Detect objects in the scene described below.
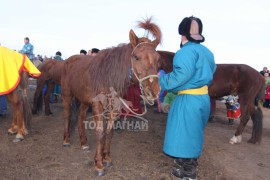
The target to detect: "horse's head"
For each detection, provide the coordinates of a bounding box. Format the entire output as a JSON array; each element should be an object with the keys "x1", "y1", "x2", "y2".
[{"x1": 129, "y1": 17, "x2": 162, "y2": 102}]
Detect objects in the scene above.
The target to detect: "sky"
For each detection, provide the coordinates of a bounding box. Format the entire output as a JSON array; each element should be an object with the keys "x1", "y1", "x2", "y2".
[{"x1": 0, "y1": 0, "x2": 269, "y2": 71}]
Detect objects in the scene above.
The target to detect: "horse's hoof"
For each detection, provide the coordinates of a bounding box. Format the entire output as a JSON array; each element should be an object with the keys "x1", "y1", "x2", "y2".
[
  {"x1": 247, "y1": 138, "x2": 256, "y2": 144},
  {"x1": 81, "y1": 145, "x2": 89, "y2": 151},
  {"x1": 45, "y1": 112, "x2": 53, "y2": 116},
  {"x1": 8, "y1": 130, "x2": 17, "y2": 135},
  {"x1": 95, "y1": 169, "x2": 105, "y2": 176},
  {"x1": 229, "y1": 135, "x2": 242, "y2": 144},
  {"x1": 63, "y1": 142, "x2": 71, "y2": 147},
  {"x1": 13, "y1": 137, "x2": 24, "y2": 143},
  {"x1": 104, "y1": 161, "x2": 113, "y2": 167}
]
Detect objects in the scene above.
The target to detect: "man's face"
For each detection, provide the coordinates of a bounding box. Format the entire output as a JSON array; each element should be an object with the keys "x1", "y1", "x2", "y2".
[
  {"x1": 263, "y1": 67, "x2": 268, "y2": 71},
  {"x1": 24, "y1": 39, "x2": 28, "y2": 44}
]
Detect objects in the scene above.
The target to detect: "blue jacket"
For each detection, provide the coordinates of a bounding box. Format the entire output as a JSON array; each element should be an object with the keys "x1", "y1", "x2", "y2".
[
  {"x1": 20, "y1": 43, "x2": 34, "y2": 60},
  {"x1": 158, "y1": 42, "x2": 216, "y2": 158}
]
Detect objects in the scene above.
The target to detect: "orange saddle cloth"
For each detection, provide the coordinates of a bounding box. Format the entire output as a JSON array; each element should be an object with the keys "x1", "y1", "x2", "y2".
[{"x1": 0, "y1": 46, "x2": 41, "y2": 95}]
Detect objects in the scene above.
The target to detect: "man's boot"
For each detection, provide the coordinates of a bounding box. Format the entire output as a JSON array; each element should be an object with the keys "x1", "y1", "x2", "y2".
[{"x1": 172, "y1": 158, "x2": 197, "y2": 180}]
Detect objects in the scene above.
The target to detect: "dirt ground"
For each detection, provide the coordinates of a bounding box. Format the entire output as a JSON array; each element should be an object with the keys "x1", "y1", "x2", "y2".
[{"x1": 1, "y1": 83, "x2": 270, "y2": 180}]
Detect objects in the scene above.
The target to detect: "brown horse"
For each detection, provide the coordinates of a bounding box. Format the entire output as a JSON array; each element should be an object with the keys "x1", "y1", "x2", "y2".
[
  {"x1": 158, "y1": 50, "x2": 265, "y2": 144},
  {"x1": 0, "y1": 47, "x2": 41, "y2": 142},
  {"x1": 61, "y1": 18, "x2": 161, "y2": 176},
  {"x1": 32, "y1": 59, "x2": 64, "y2": 115},
  {"x1": 32, "y1": 57, "x2": 85, "y2": 115}
]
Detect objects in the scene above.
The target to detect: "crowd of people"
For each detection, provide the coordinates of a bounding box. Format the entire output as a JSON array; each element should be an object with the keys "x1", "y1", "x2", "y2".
[
  {"x1": 0, "y1": 37, "x2": 100, "y2": 115},
  {"x1": 1, "y1": 16, "x2": 268, "y2": 179}
]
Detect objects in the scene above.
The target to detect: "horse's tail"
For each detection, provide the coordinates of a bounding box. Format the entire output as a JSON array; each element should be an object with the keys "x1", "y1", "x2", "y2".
[
  {"x1": 251, "y1": 80, "x2": 265, "y2": 143},
  {"x1": 20, "y1": 72, "x2": 32, "y2": 129},
  {"x1": 68, "y1": 98, "x2": 80, "y2": 135}
]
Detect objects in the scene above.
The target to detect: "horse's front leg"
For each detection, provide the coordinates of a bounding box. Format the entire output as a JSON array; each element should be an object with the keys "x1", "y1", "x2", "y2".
[
  {"x1": 6, "y1": 92, "x2": 19, "y2": 134},
  {"x1": 92, "y1": 102, "x2": 106, "y2": 176},
  {"x1": 78, "y1": 103, "x2": 89, "y2": 150},
  {"x1": 230, "y1": 101, "x2": 249, "y2": 144},
  {"x1": 62, "y1": 95, "x2": 72, "y2": 147},
  {"x1": 103, "y1": 110, "x2": 117, "y2": 167}
]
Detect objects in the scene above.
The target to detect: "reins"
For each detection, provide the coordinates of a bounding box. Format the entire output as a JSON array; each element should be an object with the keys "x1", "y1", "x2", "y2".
[{"x1": 119, "y1": 42, "x2": 159, "y2": 116}]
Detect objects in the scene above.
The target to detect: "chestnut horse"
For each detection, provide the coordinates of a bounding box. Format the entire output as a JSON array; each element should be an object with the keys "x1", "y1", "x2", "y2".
[
  {"x1": 61, "y1": 18, "x2": 161, "y2": 176},
  {"x1": 0, "y1": 46, "x2": 41, "y2": 142},
  {"x1": 32, "y1": 59, "x2": 64, "y2": 115},
  {"x1": 158, "y1": 50, "x2": 265, "y2": 144},
  {"x1": 32, "y1": 57, "x2": 85, "y2": 115}
]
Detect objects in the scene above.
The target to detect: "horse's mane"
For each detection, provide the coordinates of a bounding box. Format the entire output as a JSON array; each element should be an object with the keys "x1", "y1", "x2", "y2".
[
  {"x1": 89, "y1": 43, "x2": 133, "y2": 96},
  {"x1": 88, "y1": 17, "x2": 161, "y2": 96}
]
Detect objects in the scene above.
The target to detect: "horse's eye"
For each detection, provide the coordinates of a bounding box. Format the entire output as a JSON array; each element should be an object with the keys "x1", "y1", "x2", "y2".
[{"x1": 133, "y1": 55, "x2": 139, "y2": 61}]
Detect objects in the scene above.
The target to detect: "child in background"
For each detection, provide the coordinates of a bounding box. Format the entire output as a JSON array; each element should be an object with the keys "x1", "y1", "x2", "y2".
[{"x1": 220, "y1": 95, "x2": 241, "y2": 125}]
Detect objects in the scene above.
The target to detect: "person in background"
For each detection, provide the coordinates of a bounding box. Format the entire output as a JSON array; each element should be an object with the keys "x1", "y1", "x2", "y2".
[
  {"x1": 219, "y1": 95, "x2": 241, "y2": 125},
  {"x1": 91, "y1": 48, "x2": 100, "y2": 56},
  {"x1": 87, "y1": 49, "x2": 92, "y2": 56},
  {"x1": 54, "y1": 51, "x2": 63, "y2": 60},
  {"x1": 155, "y1": 69, "x2": 167, "y2": 113},
  {"x1": 264, "y1": 72, "x2": 270, "y2": 86},
  {"x1": 19, "y1": 37, "x2": 34, "y2": 61},
  {"x1": 0, "y1": 95, "x2": 7, "y2": 117},
  {"x1": 80, "y1": 49, "x2": 87, "y2": 55},
  {"x1": 160, "y1": 91, "x2": 177, "y2": 113},
  {"x1": 264, "y1": 85, "x2": 270, "y2": 108},
  {"x1": 158, "y1": 16, "x2": 216, "y2": 180},
  {"x1": 51, "y1": 51, "x2": 63, "y2": 103},
  {"x1": 260, "y1": 67, "x2": 269, "y2": 76},
  {"x1": 33, "y1": 56, "x2": 42, "y2": 68}
]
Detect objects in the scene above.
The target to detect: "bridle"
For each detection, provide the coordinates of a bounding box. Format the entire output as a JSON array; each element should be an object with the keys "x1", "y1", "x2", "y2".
[{"x1": 119, "y1": 42, "x2": 159, "y2": 116}]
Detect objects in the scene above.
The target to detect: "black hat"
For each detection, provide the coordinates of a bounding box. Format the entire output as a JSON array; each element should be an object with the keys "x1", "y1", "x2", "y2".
[
  {"x1": 178, "y1": 16, "x2": 205, "y2": 43},
  {"x1": 91, "y1": 48, "x2": 100, "y2": 54},
  {"x1": 56, "y1": 51, "x2": 62, "y2": 56},
  {"x1": 80, "y1": 49, "x2": 87, "y2": 55}
]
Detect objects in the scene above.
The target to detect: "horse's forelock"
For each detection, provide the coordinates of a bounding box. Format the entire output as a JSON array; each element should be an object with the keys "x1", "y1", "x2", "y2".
[{"x1": 137, "y1": 17, "x2": 162, "y2": 46}]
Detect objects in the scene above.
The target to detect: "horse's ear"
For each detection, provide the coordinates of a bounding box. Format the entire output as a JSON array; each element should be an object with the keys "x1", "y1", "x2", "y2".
[{"x1": 129, "y1": 29, "x2": 138, "y2": 48}]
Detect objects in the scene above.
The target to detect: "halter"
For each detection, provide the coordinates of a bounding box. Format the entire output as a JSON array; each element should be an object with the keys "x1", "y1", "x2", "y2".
[{"x1": 123, "y1": 42, "x2": 159, "y2": 116}]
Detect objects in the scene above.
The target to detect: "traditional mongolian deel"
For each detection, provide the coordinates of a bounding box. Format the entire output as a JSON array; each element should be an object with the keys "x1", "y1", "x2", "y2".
[
  {"x1": 159, "y1": 42, "x2": 216, "y2": 158},
  {"x1": 0, "y1": 46, "x2": 41, "y2": 95}
]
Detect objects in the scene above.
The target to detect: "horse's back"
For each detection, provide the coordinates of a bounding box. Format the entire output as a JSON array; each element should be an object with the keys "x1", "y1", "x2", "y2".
[{"x1": 213, "y1": 64, "x2": 264, "y2": 98}]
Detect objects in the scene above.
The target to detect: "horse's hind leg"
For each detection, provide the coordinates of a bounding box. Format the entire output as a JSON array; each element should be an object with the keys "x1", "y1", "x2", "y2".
[
  {"x1": 247, "y1": 104, "x2": 263, "y2": 144},
  {"x1": 6, "y1": 91, "x2": 27, "y2": 141},
  {"x1": 44, "y1": 81, "x2": 55, "y2": 115},
  {"x1": 230, "y1": 101, "x2": 249, "y2": 144},
  {"x1": 78, "y1": 103, "x2": 89, "y2": 150}
]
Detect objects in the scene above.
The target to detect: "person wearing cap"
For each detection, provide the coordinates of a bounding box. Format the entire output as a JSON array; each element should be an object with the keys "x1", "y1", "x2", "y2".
[
  {"x1": 54, "y1": 51, "x2": 63, "y2": 60},
  {"x1": 80, "y1": 49, "x2": 87, "y2": 55},
  {"x1": 50, "y1": 51, "x2": 63, "y2": 103},
  {"x1": 91, "y1": 48, "x2": 100, "y2": 56},
  {"x1": 158, "y1": 16, "x2": 216, "y2": 179},
  {"x1": 19, "y1": 37, "x2": 34, "y2": 61}
]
